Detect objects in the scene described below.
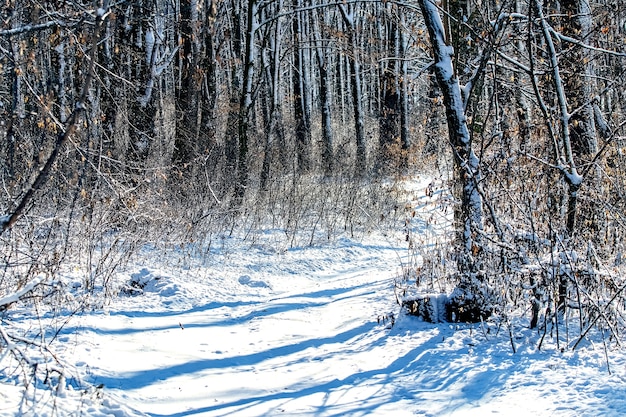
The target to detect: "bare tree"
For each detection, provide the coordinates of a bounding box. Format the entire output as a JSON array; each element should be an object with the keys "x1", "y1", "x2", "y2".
[
  {"x1": 312, "y1": 6, "x2": 335, "y2": 175},
  {"x1": 417, "y1": 0, "x2": 489, "y2": 321},
  {"x1": 233, "y1": 0, "x2": 259, "y2": 205},
  {"x1": 172, "y1": 0, "x2": 203, "y2": 167},
  {"x1": 339, "y1": 3, "x2": 367, "y2": 175},
  {"x1": 292, "y1": 0, "x2": 312, "y2": 173},
  {"x1": 259, "y1": 0, "x2": 287, "y2": 192}
]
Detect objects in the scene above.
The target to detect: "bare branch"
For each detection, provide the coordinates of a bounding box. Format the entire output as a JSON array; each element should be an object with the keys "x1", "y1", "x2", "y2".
[
  {"x1": 0, "y1": 21, "x2": 64, "y2": 37},
  {"x1": 0, "y1": 2, "x2": 110, "y2": 236}
]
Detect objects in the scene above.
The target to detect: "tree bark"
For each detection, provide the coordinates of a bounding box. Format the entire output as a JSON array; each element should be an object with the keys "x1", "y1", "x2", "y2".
[
  {"x1": 172, "y1": 0, "x2": 202, "y2": 167},
  {"x1": 233, "y1": 0, "x2": 257, "y2": 206},
  {"x1": 339, "y1": 4, "x2": 367, "y2": 175},
  {"x1": 292, "y1": 0, "x2": 312, "y2": 173},
  {"x1": 313, "y1": 8, "x2": 334, "y2": 175},
  {"x1": 418, "y1": 0, "x2": 484, "y2": 266}
]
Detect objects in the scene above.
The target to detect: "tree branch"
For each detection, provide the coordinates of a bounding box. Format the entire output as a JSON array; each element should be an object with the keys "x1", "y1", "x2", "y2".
[{"x1": 0, "y1": 2, "x2": 110, "y2": 236}]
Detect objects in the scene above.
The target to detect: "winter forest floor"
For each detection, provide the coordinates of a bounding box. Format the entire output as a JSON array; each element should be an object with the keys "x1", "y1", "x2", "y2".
[{"x1": 2, "y1": 177, "x2": 626, "y2": 416}]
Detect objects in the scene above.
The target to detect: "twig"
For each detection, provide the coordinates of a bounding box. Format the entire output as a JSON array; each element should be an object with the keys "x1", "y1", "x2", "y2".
[
  {"x1": 602, "y1": 329, "x2": 612, "y2": 375},
  {"x1": 573, "y1": 280, "x2": 626, "y2": 350}
]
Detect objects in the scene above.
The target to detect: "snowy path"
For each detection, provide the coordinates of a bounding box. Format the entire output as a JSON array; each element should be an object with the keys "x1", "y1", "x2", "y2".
[
  {"x1": 75, "y1": 247, "x2": 428, "y2": 416},
  {"x1": 6, "y1": 237, "x2": 626, "y2": 416}
]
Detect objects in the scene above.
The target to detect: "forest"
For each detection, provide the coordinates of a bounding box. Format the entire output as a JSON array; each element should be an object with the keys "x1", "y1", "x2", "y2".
[{"x1": 2, "y1": 0, "x2": 626, "y2": 412}]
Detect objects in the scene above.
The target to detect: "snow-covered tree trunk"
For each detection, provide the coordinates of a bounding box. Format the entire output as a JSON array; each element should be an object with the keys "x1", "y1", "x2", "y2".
[
  {"x1": 417, "y1": 0, "x2": 488, "y2": 321},
  {"x1": 418, "y1": 0, "x2": 484, "y2": 265}
]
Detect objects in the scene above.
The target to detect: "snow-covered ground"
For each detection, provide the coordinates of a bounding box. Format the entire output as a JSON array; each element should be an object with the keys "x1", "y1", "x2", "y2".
[{"x1": 2, "y1": 179, "x2": 626, "y2": 416}]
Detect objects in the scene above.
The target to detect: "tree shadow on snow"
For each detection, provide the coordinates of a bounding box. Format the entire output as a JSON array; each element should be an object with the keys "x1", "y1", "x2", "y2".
[
  {"x1": 85, "y1": 277, "x2": 520, "y2": 416},
  {"x1": 64, "y1": 281, "x2": 378, "y2": 337},
  {"x1": 91, "y1": 321, "x2": 377, "y2": 391},
  {"x1": 143, "y1": 325, "x2": 516, "y2": 417},
  {"x1": 88, "y1": 282, "x2": 388, "y2": 388}
]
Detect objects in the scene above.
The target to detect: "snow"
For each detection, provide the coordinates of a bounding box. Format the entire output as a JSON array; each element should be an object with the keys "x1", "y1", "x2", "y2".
[
  {"x1": 565, "y1": 169, "x2": 584, "y2": 187},
  {"x1": 2, "y1": 177, "x2": 626, "y2": 416},
  {"x1": 145, "y1": 28, "x2": 155, "y2": 65}
]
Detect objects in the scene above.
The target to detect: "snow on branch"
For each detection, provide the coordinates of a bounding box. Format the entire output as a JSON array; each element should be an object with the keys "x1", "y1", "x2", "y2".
[
  {"x1": 490, "y1": 12, "x2": 528, "y2": 29},
  {"x1": 0, "y1": 316, "x2": 69, "y2": 397},
  {"x1": 550, "y1": 28, "x2": 626, "y2": 58},
  {"x1": 0, "y1": 21, "x2": 64, "y2": 37},
  {"x1": 0, "y1": 275, "x2": 46, "y2": 310}
]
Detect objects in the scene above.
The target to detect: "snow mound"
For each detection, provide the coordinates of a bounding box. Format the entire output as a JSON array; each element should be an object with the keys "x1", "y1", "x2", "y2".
[
  {"x1": 120, "y1": 268, "x2": 180, "y2": 297},
  {"x1": 238, "y1": 274, "x2": 271, "y2": 288}
]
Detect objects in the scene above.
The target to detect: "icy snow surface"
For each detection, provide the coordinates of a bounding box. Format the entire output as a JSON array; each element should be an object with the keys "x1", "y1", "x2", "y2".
[{"x1": 2, "y1": 178, "x2": 626, "y2": 416}]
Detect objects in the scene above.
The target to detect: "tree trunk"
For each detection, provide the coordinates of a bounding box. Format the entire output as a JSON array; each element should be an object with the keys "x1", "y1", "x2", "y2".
[
  {"x1": 125, "y1": 0, "x2": 158, "y2": 171},
  {"x1": 398, "y1": 14, "x2": 410, "y2": 160},
  {"x1": 233, "y1": 0, "x2": 257, "y2": 206},
  {"x1": 533, "y1": 0, "x2": 583, "y2": 237},
  {"x1": 313, "y1": 8, "x2": 334, "y2": 175},
  {"x1": 259, "y1": 4, "x2": 285, "y2": 192},
  {"x1": 339, "y1": 4, "x2": 366, "y2": 175},
  {"x1": 317, "y1": 50, "x2": 334, "y2": 175},
  {"x1": 172, "y1": 0, "x2": 202, "y2": 167},
  {"x1": 561, "y1": 0, "x2": 602, "y2": 241},
  {"x1": 199, "y1": 0, "x2": 218, "y2": 174},
  {"x1": 96, "y1": 14, "x2": 123, "y2": 173},
  {"x1": 224, "y1": 0, "x2": 244, "y2": 188},
  {"x1": 418, "y1": 0, "x2": 489, "y2": 321},
  {"x1": 562, "y1": 0, "x2": 598, "y2": 160},
  {"x1": 378, "y1": 6, "x2": 401, "y2": 169},
  {"x1": 5, "y1": 36, "x2": 23, "y2": 180},
  {"x1": 292, "y1": 0, "x2": 311, "y2": 173},
  {"x1": 418, "y1": 0, "x2": 484, "y2": 260}
]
